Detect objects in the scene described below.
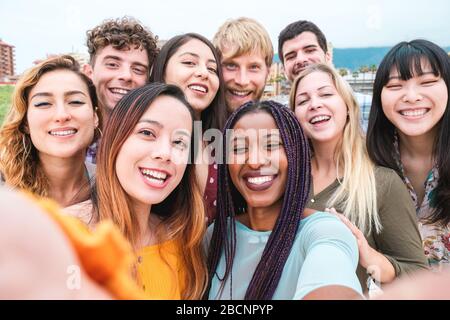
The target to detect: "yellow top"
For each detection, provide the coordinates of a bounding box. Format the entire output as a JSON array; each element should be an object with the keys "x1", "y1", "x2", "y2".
[{"x1": 136, "y1": 239, "x2": 186, "y2": 299}]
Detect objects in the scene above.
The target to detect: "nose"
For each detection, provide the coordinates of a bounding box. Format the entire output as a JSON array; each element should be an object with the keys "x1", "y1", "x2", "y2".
[
  {"x1": 294, "y1": 52, "x2": 308, "y2": 66},
  {"x1": 151, "y1": 138, "x2": 172, "y2": 162},
  {"x1": 403, "y1": 84, "x2": 423, "y2": 103},
  {"x1": 235, "y1": 69, "x2": 250, "y2": 87},
  {"x1": 308, "y1": 95, "x2": 323, "y2": 110},
  {"x1": 195, "y1": 64, "x2": 209, "y2": 80},
  {"x1": 247, "y1": 144, "x2": 269, "y2": 168},
  {"x1": 118, "y1": 65, "x2": 133, "y2": 83},
  {"x1": 54, "y1": 102, "x2": 72, "y2": 123}
]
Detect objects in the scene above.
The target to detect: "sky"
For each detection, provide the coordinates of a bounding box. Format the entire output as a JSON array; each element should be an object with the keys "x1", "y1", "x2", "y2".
[{"x1": 1, "y1": 0, "x2": 449, "y2": 73}]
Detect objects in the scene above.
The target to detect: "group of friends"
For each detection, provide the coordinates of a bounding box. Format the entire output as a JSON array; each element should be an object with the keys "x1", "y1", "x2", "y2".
[{"x1": 0, "y1": 16, "x2": 449, "y2": 300}]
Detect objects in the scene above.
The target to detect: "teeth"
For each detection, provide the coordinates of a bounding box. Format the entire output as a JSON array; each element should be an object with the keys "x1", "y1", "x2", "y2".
[
  {"x1": 231, "y1": 90, "x2": 251, "y2": 97},
  {"x1": 50, "y1": 130, "x2": 76, "y2": 136},
  {"x1": 310, "y1": 115, "x2": 331, "y2": 124},
  {"x1": 141, "y1": 169, "x2": 167, "y2": 180},
  {"x1": 143, "y1": 176, "x2": 164, "y2": 185},
  {"x1": 247, "y1": 176, "x2": 274, "y2": 185},
  {"x1": 189, "y1": 85, "x2": 207, "y2": 93},
  {"x1": 110, "y1": 88, "x2": 129, "y2": 95},
  {"x1": 400, "y1": 109, "x2": 428, "y2": 117}
]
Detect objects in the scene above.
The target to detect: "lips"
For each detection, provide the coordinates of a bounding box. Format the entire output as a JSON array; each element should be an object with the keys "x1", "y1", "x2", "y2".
[
  {"x1": 48, "y1": 128, "x2": 77, "y2": 137},
  {"x1": 139, "y1": 167, "x2": 172, "y2": 189},
  {"x1": 242, "y1": 172, "x2": 278, "y2": 191},
  {"x1": 228, "y1": 89, "x2": 252, "y2": 98},
  {"x1": 398, "y1": 108, "x2": 430, "y2": 118},
  {"x1": 109, "y1": 87, "x2": 130, "y2": 99},
  {"x1": 188, "y1": 83, "x2": 208, "y2": 94},
  {"x1": 309, "y1": 114, "x2": 331, "y2": 125}
]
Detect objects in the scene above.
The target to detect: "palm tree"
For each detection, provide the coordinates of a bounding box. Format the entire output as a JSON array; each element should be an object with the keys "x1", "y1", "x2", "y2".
[{"x1": 338, "y1": 68, "x2": 348, "y2": 77}]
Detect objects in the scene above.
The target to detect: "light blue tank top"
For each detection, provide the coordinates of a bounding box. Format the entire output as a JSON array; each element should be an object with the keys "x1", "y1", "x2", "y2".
[{"x1": 207, "y1": 212, "x2": 362, "y2": 299}]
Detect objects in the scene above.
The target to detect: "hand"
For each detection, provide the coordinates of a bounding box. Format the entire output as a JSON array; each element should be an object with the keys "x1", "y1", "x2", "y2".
[{"x1": 325, "y1": 208, "x2": 372, "y2": 269}]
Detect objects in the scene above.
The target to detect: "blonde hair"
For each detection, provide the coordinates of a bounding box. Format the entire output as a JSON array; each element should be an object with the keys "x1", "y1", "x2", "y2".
[
  {"x1": 213, "y1": 17, "x2": 274, "y2": 67},
  {"x1": 289, "y1": 63, "x2": 382, "y2": 234},
  {"x1": 0, "y1": 55, "x2": 100, "y2": 196}
]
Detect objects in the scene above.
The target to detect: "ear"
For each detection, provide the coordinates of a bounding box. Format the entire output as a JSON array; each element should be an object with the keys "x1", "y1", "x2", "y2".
[
  {"x1": 94, "y1": 109, "x2": 99, "y2": 128},
  {"x1": 83, "y1": 63, "x2": 94, "y2": 80},
  {"x1": 325, "y1": 51, "x2": 332, "y2": 65}
]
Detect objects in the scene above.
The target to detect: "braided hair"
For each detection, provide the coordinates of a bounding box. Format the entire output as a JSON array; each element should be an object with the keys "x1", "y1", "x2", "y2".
[{"x1": 205, "y1": 100, "x2": 311, "y2": 300}]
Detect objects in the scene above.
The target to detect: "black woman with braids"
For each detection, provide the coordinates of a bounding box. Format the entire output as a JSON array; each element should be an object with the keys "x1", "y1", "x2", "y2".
[{"x1": 205, "y1": 100, "x2": 362, "y2": 300}]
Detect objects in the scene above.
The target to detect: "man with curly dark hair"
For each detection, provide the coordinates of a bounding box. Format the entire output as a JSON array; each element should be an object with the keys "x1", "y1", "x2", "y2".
[
  {"x1": 83, "y1": 16, "x2": 158, "y2": 163},
  {"x1": 83, "y1": 16, "x2": 158, "y2": 118}
]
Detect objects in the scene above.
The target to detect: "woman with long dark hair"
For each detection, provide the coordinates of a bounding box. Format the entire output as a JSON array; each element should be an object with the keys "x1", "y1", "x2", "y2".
[
  {"x1": 150, "y1": 33, "x2": 228, "y2": 222},
  {"x1": 206, "y1": 100, "x2": 362, "y2": 299},
  {"x1": 367, "y1": 39, "x2": 450, "y2": 270},
  {"x1": 67, "y1": 83, "x2": 207, "y2": 299}
]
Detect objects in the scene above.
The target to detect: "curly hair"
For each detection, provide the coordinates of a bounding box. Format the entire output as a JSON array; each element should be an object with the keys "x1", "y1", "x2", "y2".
[
  {"x1": 86, "y1": 16, "x2": 159, "y2": 69},
  {"x1": 0, "y1": 55, "x2": 101, "y2": 197}
]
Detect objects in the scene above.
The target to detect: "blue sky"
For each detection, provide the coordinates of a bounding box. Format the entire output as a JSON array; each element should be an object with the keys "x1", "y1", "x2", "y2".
[{"x1": 1, "y1": 0, "x2": 449, "y2": 73}]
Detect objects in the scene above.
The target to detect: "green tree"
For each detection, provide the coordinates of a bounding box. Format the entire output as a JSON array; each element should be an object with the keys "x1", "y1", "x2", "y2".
[{"x1": 0, "y1": 85, "x2": 14, "y2": 125}]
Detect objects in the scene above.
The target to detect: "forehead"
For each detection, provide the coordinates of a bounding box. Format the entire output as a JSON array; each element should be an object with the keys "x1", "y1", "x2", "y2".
[
  {"x1": 95, "y1": 45, "x2": 149, "y2": 65},
  {"x1": 233, "y1": 111, "x2": 279, "y2": 133},
  {"x1": 297, "y1": 71, "x2": 334, "y2": 92},
  {"x1": 30, "y1": 69, "x2": 88, "y2": 95},
  {"x1": 388, "y1": 58, "x2": 434, "y2": 77},
  {"x1": 140, "y1": 95, "x2": 192, "y2": 132},
  {"x1": 283, "y1": 31, "x2": 321, "y2": 51},
  {"x1": 174, "y1": 38, "x2": 216, "y2": 61}
]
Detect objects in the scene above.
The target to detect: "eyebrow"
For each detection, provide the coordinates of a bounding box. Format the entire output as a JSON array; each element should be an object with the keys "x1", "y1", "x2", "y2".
[
  {"x1": 103, "y1": 55, "x2": 149, "y2": 69},
  {"x1": 138, "y1": 120, "x2": 191, "y2": 137},
  {"x1": 30, "y1": 90, "x2": 87, "y2": 100},
  {"x1": 138, "y1": 119, "x2": 163, "y2": 128},
  {"x1": 297, "y1": 85, "x2": 332, "y2": 96},
  {"x1": 179, "y1": 52, "x2": 217, "y2": 65}
]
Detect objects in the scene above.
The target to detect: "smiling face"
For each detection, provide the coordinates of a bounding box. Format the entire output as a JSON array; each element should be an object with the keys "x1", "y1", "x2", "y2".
[
  {"x1": 282, "y1": 32, "x2": 330, "y2": 82},
  {"x1": 85, "y1": 45, "x2": 149, "y2": 113},
  {"x1": 381, "y1": 59, "x2": 448, "y2": 138},
  {"x1": 228, "y1": 111, "x2": 287, "y2": 209},
  {"x1": 26, "y1": 69, "x2": 98, "y2": 161},
  {"x1": 164, "y1": 38, "x2": 219, "y2": 116},
  {"x1": 293, "y1": 71, "x2": 348, "y2": 146},
  {"x1": 221, "y1": 51, "x2": 270, "y2": 112},
  {"x1": 115, "y1": 95, "x2": 192, "y2": 210}
]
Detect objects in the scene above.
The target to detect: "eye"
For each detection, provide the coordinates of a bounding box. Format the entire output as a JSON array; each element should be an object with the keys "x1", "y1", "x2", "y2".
[
  {"x1": 224, "y1": 63, "x2": 237, "y2": 71},
  {"x1": 297, "y1": 99, "x2": 308, "y2": 106},
  {"x1": 385, "y1": 83, "x2": 402, "y2": 90},
  {"x1": 249, "y1": 64, "x2": 261, "y2": 71},
  {"x1": 208, "y1": 66, "x2": 218, "y2": 74},
  {"x1": 422, "y1": 79, "x2": 438, "y2": 86},
  {"x1": 138, "y1": 129, "x2": 156, "y2": 138},
  {"x1": 69, "y1": 100, "x2": 85, "y2": 106},
  {"x1": 105, "y1": 62, "x2": 119, "y2": 68},
  {"x1": 34, "y1": 101, "x2": 51, "y2": 108},
  {"x1": 233, "y1": 144, "x2": 247, "y2": 154},
  {"x1": 173, "y1": 139, "x2": 188, "y2": 150},
  {"x1": 133, "y1": 67, "x2": 146, "y2": 75},
  {"x1": 265, "y1": 142, "x2": 281, "y2": 150},
  {"x1": 305, "y1": 48, "x2": 317, "y2": 54},
  {"x1": 182, "y1": 60, "x2": 196, "y2": 66},
  {"x1": 320, "y1": 93, "x2": 333, "y2": 98}
]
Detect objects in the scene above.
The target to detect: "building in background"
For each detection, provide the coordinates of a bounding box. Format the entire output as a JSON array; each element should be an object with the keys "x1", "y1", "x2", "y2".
[{"x1": 0, "y1": 39, "x2": 15, "y2": 81}]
